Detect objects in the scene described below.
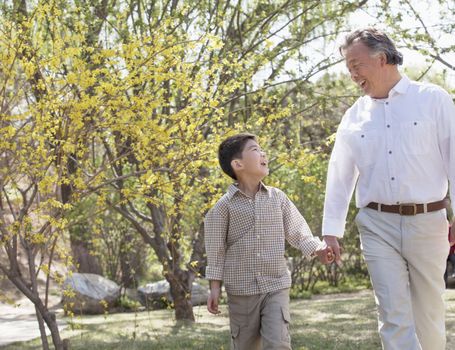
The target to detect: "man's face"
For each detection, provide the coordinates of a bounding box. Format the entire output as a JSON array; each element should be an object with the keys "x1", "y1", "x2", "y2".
[
  {"x1": 344, "y1": 41, "x2": 386, "y2": 98},
  {"x1": 235, "y1": 139, "x2": 269, "y2": 179}
]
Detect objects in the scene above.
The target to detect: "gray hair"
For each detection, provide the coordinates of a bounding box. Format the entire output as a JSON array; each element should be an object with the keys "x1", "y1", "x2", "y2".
[{"x1": 340, "y1": 28, "x2": 403, "y2": 65}]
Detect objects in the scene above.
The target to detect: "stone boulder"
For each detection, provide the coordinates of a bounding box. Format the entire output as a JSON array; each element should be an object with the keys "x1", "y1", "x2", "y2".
[
  {"x1": 62, "y1": 273, "x2": 120, "y2": 314},
  {"x1": 137, "y1": 280, "x2": 208, "y2": 309}
]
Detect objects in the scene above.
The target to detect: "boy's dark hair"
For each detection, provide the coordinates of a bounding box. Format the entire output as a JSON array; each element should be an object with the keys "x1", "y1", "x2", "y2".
[
  {"x1": 340, "y1": 28, "x2": 403, "y2": 65},
  {"x1": 218, "y1": 133, "x2": 257, "y2": 180}
]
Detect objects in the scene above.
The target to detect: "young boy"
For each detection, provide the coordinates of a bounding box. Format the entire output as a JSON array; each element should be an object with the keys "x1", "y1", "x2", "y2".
[{"x1": 204, "y1": 133, "x2": 333, "y2": 350}]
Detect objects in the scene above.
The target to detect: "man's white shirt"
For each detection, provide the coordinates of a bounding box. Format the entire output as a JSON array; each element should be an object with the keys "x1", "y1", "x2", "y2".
[{"x1": 322, "y1": 75, "x2": 455, "y2": 237}]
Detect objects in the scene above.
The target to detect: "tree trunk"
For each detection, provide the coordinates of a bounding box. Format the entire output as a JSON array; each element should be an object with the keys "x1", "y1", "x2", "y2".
[
  {"x1": 119, "y1": 231, "x2": 142, "y2": 288},
  {"x1": 35, "y1": 305, "x2": 50, "y2": 350},
  {"x1": 167, "y1": 269, "x2": 195, "y2": 321},
  {"x1": 69, "y1": 233, "x2": 103, "y2": 274},
  {"x1": 62, "y1": 181, "x2": 103, "y2": 275}
]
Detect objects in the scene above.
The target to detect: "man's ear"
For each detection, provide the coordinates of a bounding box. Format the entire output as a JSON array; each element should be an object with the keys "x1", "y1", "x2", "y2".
[
  {"x1": 231, "y1": 159, "x2": 242, "y2": 171},
  {"x1": 379, "y1": 52, "x2": 387, "y2": 66}
]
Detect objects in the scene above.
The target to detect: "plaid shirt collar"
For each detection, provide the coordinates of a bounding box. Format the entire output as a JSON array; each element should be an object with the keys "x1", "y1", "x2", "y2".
[{"x1": 226, "y1": 182, "x2": 270, "y2": 200}]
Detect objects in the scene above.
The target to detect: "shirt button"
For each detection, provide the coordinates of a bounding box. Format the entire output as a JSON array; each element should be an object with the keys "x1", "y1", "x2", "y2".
[
  {"x1": 385, "y1": 102, "x2": 389, "y2": 105},
  {"x1": 257, "y1": 253, "x2": 260, "y2": 257},
  {"x1": 257, "y1": 272, "x2": 262, "y2": 276},
  {"x1": 391, "y1": 177, "x2": 395, "y2": 181},
  {"x1": 388, "y1": 150, "x2": 392, "y2": 154},
  {"x1": 257, "y1": 235, "x2": 260, "y2": 239},
  {"x1": 387, "y1": 124, "x2": 390, "y2": 128}
]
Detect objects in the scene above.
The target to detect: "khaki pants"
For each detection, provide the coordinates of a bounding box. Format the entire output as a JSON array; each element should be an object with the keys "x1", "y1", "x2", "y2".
[
  {"x1": 227, "y1": 288, "x2": 291, "y2": 350},
  {"x1": 356, "y1": 208, "x2": 448, "y2": 350}
]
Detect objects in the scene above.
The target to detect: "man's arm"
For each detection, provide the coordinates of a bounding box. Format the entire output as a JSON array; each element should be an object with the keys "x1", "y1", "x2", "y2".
[
  {"x1": 322, "y1": 128, "x2": 358, "y2": 265},
  {"x1": 435, "y1": 88, "x2": 455, "y2": 224}
]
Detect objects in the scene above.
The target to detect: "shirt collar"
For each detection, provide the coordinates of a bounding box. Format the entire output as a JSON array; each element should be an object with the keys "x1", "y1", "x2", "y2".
[
  {"x1": 370, "y1": 75, "x2": 410, "y2": 103},
  {"x1": 226, "y1": 182, "x2": 270, "y2": 200},
  {"x1": 390, "y1": 75, "x2": 410, "y2": 96}
]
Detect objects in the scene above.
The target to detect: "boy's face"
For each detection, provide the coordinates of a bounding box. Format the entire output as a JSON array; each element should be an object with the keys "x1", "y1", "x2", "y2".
[{"x1": 232, "y1": 139, "x2": 269, "y2": 180}]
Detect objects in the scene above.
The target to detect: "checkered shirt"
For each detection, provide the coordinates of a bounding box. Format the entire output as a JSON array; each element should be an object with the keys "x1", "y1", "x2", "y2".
[{"x1": 204, "y1": 183, "x2": 322, "y2": 296}]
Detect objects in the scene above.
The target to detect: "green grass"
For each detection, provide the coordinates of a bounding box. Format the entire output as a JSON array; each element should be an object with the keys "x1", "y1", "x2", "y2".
[{"x1": 3, "y1": 289, "x2": 455, "y2": 350}]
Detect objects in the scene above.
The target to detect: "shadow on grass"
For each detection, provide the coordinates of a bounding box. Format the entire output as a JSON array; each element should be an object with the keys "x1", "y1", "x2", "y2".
[
  {"x1": 289, "y1": 292, "x2": 381, "y2": 350},
  {"x1": 2, "y1": 289, "x2": 455, "y2": 350}
]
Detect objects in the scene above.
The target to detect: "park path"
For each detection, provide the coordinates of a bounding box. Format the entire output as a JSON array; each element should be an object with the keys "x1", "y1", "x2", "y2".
[{"x1": 0, "y1": 296, "x2": 66, "y2": 347}]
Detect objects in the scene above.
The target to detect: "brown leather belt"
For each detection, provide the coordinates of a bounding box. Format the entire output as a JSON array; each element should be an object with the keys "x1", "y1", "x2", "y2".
[{"x1": 366, "y1": 199, "x2": 449, "y2": 216}]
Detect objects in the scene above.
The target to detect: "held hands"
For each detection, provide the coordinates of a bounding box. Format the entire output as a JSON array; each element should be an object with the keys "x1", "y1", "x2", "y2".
[
  {"x1": 315, "y1": 242, "x2": 335, "y2": 265},
  {"x1": 323, "y1": 235, "x2": 343, "y2": 267}
]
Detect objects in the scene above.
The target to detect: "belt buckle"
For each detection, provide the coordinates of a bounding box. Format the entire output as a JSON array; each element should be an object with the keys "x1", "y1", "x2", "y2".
[{"x1": 399, "y1": 203, "x2": 417, "y2": 216}]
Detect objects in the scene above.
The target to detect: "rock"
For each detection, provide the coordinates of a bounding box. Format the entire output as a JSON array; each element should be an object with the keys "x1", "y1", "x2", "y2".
[
  {"x1": 124, "y1": 288, "x2": 142, "y2": 303},
  {"x1": 190, "y1": 282, "x2": 210, "y2": 306},
  {"x1": 62, "y1": 273, "x2": 120, "y2": 314},
  {"x1": 137, "y1": 280, "x2": 209, "y2": 309}
]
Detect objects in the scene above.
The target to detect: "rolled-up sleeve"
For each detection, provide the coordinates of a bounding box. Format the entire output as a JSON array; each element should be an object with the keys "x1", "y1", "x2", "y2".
[
  {"x1": 204, "y1": 204, "x2": 228, "y2": 280},
  {"x1": 280, "y1": 191, "x2": 322, "y2": 257}
]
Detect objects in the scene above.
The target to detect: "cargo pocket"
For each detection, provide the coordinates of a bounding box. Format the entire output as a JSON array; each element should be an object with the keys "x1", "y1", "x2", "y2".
[
  {"x1": 230, "y1": 323, "x2": 240, "y2": 349},
  {"x1": 281, "y1": 306, "x2": 291, "y2": 342}
]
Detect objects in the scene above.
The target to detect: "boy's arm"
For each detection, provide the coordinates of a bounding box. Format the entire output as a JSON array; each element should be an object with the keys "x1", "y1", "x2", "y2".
[
  {"x1": 281, "y1": 192, "x2": 322, "y2": 257},
  {"x1": 204, "y1": 204, "x2": 228, "y2": 314}
]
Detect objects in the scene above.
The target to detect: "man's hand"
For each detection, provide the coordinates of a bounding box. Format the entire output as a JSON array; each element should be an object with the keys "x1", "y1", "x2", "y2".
[
  {"x1": 207, "y1": 280, "x2": 221, "y2": 314},
  {"x1": 323, "y1": 235, "x2": 342, "y2": 267},
  {"x1": 315, "y1": 243, "x2": 335, "y2": 264}
]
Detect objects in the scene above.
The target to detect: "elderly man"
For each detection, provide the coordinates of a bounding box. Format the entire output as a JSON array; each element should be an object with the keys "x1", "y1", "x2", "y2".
[{"x1": 322, "y1": 28, "x2": 455, "y2": 350}]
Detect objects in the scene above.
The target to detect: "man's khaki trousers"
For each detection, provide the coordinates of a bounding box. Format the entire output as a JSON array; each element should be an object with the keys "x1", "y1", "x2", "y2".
[
  {"x1": 227, "y1": 288, "x2": 291, "y2": 350},
  {"x1": 356, "y1": 207, "x2": 449, "y2": 350}
]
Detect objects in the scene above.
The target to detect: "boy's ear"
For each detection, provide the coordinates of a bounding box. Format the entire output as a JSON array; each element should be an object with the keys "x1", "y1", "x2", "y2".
[{"x1": 231, "y1": 159, "x2": 243, "y2": 171}]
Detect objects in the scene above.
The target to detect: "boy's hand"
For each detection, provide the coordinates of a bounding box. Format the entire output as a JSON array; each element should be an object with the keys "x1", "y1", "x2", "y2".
[
  {"x1": 207, "y1": 280, "x2": 222, "y2": 314},
  {"x1": 207, "y1": 288, "x2": 221, "y2": 314}
]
